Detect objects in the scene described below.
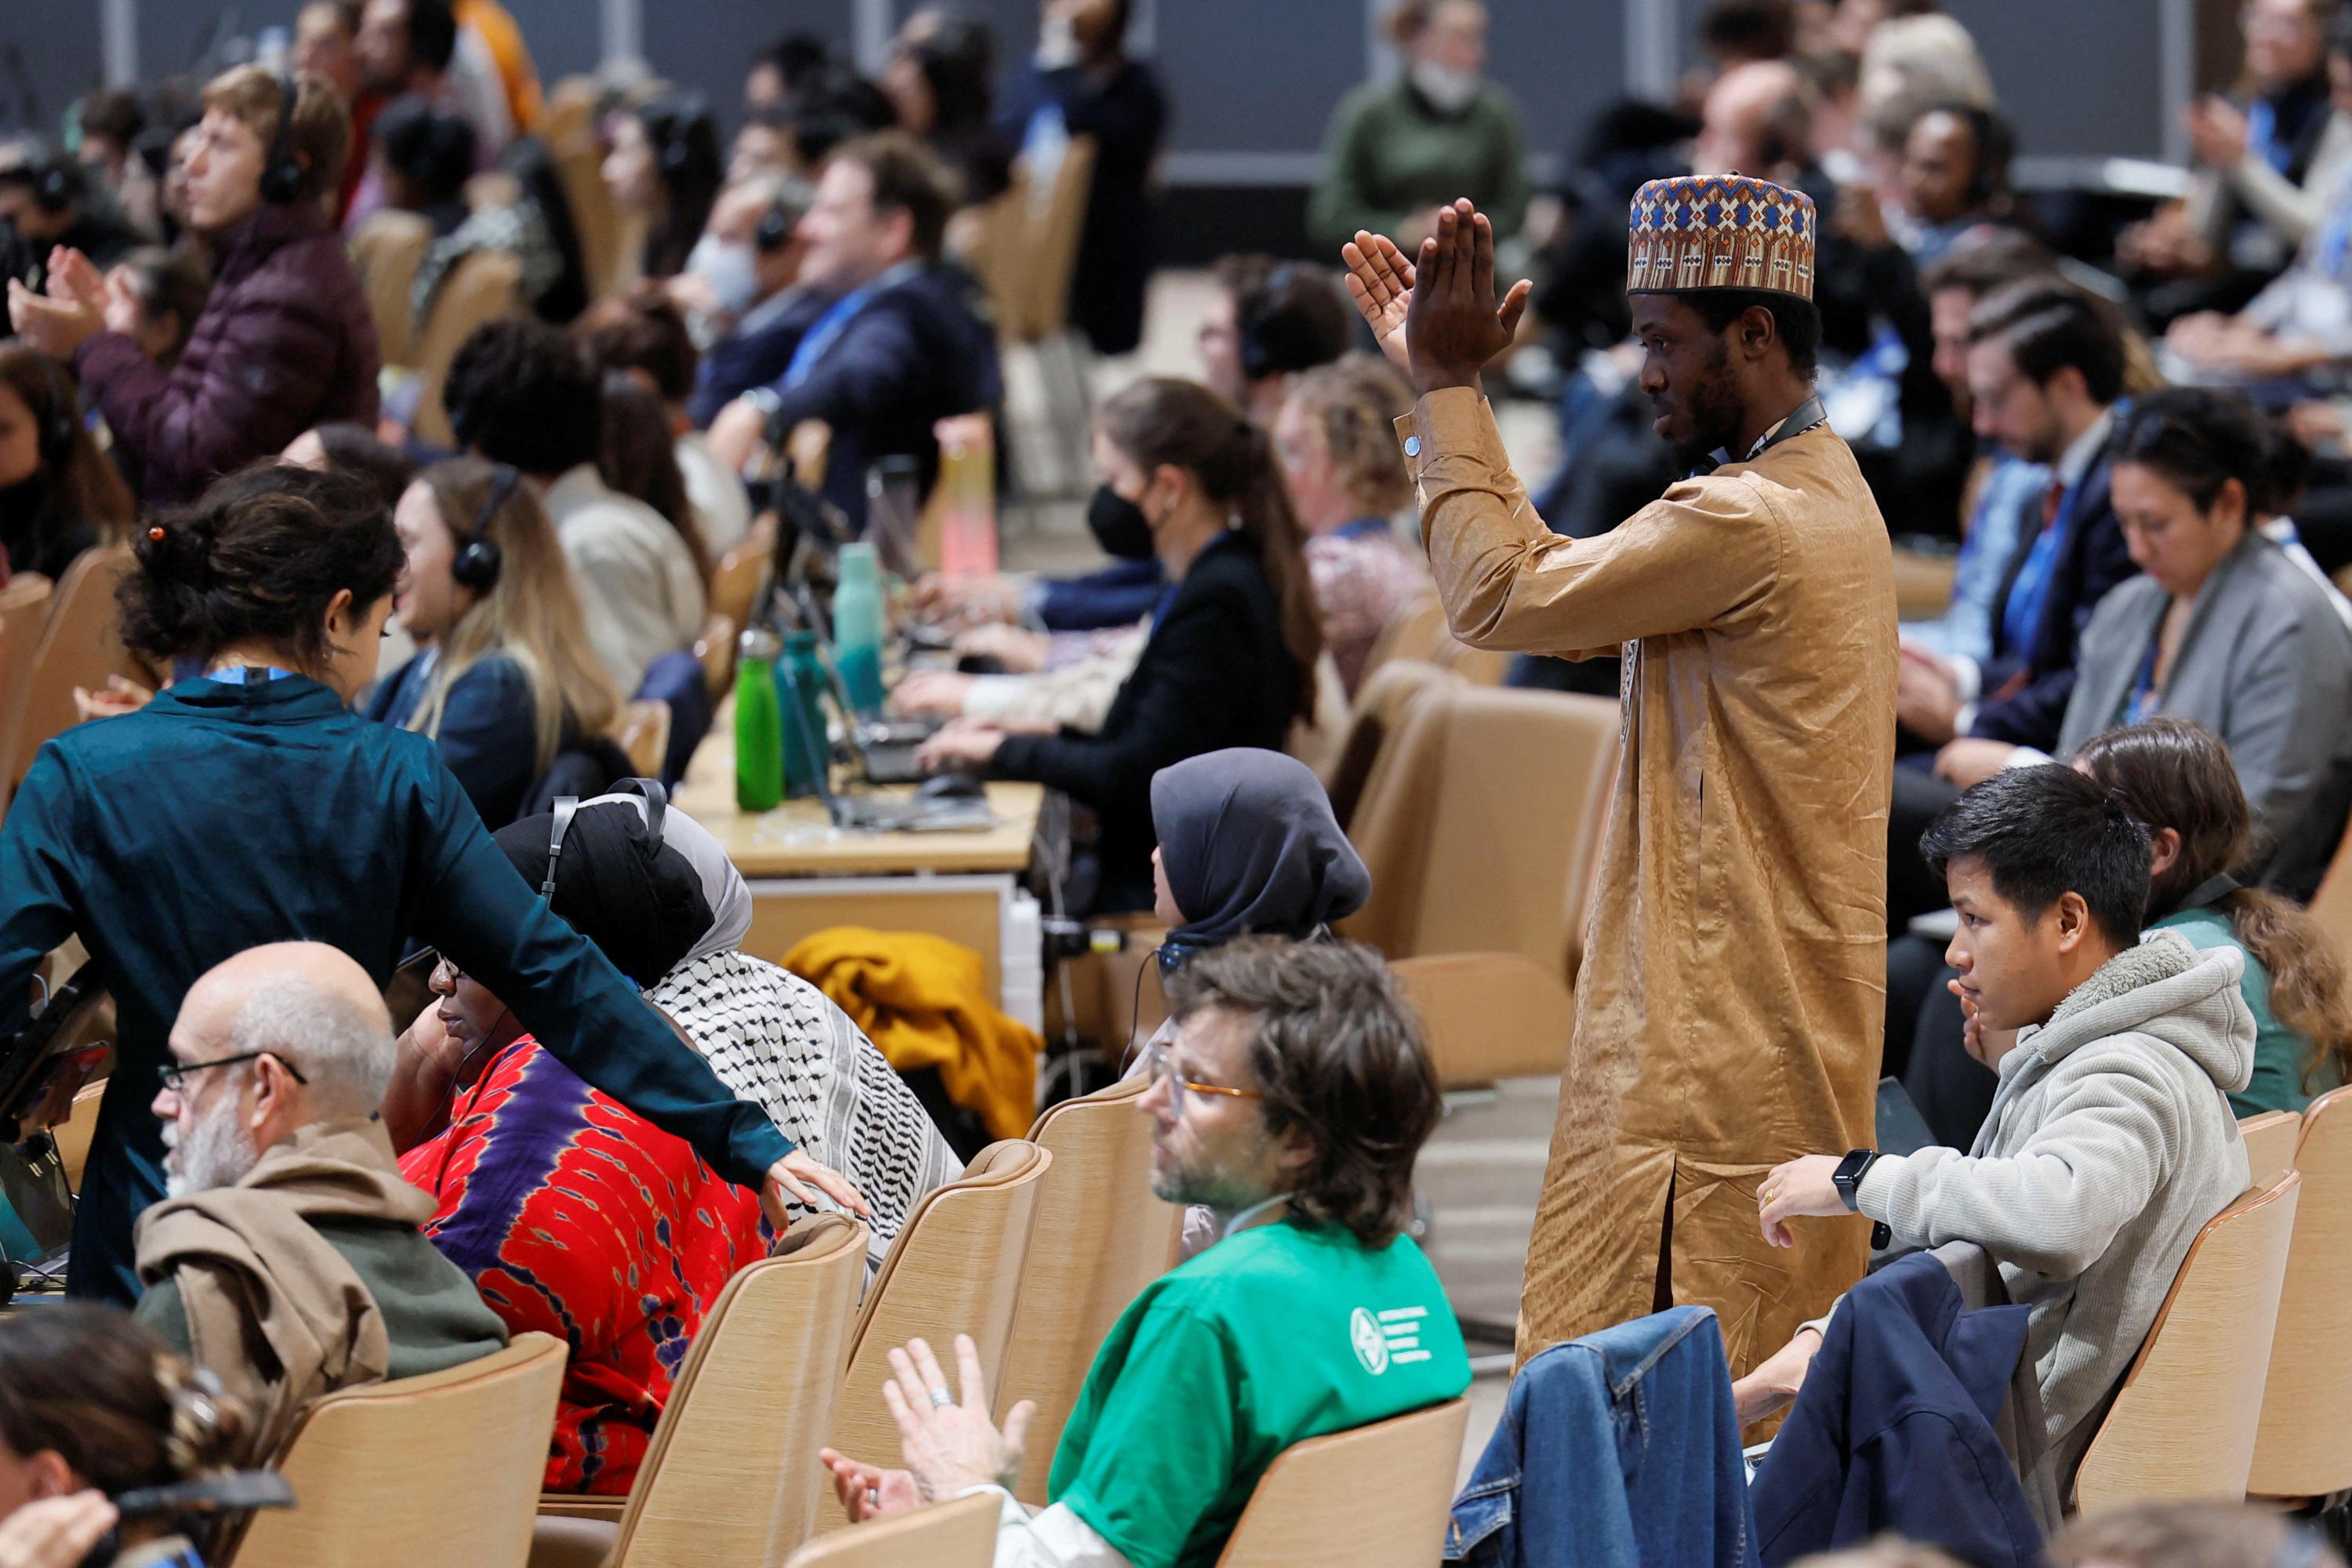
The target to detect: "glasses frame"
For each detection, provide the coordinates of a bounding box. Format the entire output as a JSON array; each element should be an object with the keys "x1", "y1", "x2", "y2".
[
  {"x1": 1142, "y1": 1038, "x2": 1263, "y2": 1115},
  {"x1": 157, "y1": 1049, "x2": 309, "y2": 1095}
]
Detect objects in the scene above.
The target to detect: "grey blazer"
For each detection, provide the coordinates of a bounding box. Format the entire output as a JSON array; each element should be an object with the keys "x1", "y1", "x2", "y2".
[{"x1": 2060, "y1": 532, "x2": 2352, "y2": 889}]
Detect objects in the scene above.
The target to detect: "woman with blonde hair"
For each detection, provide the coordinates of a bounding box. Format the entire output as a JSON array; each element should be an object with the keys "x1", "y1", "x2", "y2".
[{"x1": 367, "y1": 456, "x2": 619, "y2": 826}]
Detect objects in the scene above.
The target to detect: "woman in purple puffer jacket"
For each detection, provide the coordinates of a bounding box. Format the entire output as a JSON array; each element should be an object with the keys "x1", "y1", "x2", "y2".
[{"x1": 7, "y1": 66, "x2": 379, "y2": 505}]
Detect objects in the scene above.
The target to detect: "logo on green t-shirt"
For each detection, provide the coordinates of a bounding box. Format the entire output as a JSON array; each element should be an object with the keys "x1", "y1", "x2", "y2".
[{"x1": 1350, "y1": 1304, "x2": 1437, "y2": 1375}]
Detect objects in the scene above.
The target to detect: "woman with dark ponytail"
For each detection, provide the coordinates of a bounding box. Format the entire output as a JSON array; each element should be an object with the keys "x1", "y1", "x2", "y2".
[
  {"x1": 0, "y1": 1304, "x2": 247, "y2": 1566},
  {"x1": 920, "y1": 376, "x2": 1322, "y2": 910},
  {"x1": 0, "y1": 463, "x2": 866, "y2": 1307},
  {"x1": 2077, "y1": 717, "x2": 2352, "y2": 1115}
]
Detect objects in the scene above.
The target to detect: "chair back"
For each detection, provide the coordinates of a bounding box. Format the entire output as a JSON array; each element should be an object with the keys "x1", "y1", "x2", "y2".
[
  {"x1": 708, "y1": 524, "x2": 776, "y2": 633},
  {"x1": 1214, "y1": 1399, "x2": 1470, "y2": 1567},
  {"x1": 2071, "y1": 1171, "x2": 2302, "y2": 1513},
  {"x1": 1, "y1": 546, "x2": 135, "y2": 800},
  {"x1": 0, "y1": 574, "x2": 56, "y2": 805},
  {"x1": 612, "y1": 699, "x2": 670, "y2": 779},
  {"x1": 1287, "y1": 653, "x2": 1352, "y2": 779},
  {"x1": 2251, "y1": 1087, "x2": 2352, "y2": 1497},
  {"x1": 1000, "y1": 1079, "x2": 1181, "y2": 1503},
  {"x1": 1393, "y1": 952, "x2": 1576, "y2": 1089},
  {"x1": 2309, "y1": 813, "x2": 2352, "y2": 967},
  {"x1": 1322, "y1": 659, "x2": 1459, "y2": 828},
  {"x1": 694, "y1": 612, "x2": 737, "y2": 699},
  {"x1": 233, "y1": 1332, "x2": 566, "y2": 1568},
  {"x1": 2239, "y1": 1109, "x2": 2301, "y2": 1179},
  {"x1": 350, "y1": 209, "x2": 434, "y2": 367},
  {"x1": 1014, "y1": 137, "x2": 1096, "y2": 343},
  {"x1": 829, "y1": 1142, "x2": 1050, "y2": 1479},
  {"x1": 1341, "y1": 685, "x2": 1619, "y2": 984},
  {"x1": 410, "y1": 249, "x2": 524, "y2": 448},
  {"x1": 1359, "y1": 593, "x2": 1510, "y2": 689},
  {"x1": 605, "y1": 1217, "x2": 869, "y2": 1566},
  {"x1": 781, "y1": 1494, "x2": 997, "y2": 1567}
]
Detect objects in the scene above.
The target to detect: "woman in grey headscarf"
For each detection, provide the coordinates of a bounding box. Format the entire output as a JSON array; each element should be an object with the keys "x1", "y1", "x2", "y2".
[{"x1": 505, "y1": 788, "x2": 962, "y2": 1276}]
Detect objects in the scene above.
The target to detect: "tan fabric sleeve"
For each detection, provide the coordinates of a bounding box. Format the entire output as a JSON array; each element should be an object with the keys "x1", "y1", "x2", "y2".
[{"x1": 1396, "y1": 388, "x2": 1781, "y2": 657}]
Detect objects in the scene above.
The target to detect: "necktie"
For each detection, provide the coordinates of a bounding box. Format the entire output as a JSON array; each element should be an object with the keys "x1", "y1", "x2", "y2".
[{"x1": 2042, "y1": 475, "x2": 2066, "y2": 532}]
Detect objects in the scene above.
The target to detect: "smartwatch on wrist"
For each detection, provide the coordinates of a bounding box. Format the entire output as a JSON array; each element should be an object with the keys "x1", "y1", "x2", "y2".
[{"x1": 1832, "y1": 1149, "x2": 1893, "y2": 1250}]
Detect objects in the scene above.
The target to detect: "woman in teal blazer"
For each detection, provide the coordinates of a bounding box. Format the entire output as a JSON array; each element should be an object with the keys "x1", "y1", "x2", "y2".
[{"x1": 0, "y1": 465, "x2": 862, "y2": 1302}]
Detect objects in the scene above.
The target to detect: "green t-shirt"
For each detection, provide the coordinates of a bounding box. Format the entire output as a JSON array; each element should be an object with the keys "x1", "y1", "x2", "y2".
[
  {"x1": 2155, "y1": 907, "x2": 2343, "y2": 1116},
  {"x1": 1047, "y1": 1218, "x2": 1470, "y2": 1568}
]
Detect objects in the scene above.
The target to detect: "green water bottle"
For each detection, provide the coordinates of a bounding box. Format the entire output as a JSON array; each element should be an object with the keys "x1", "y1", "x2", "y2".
[
  {"x1": 733, "y1": 626, "x2": 784, "y2": 812},
  {"x1": 833, "y1": 541, "x2": 887, "y2": 715},
  {"x1": 779, "y1": 630, "x2": 831, "y2": 798}
]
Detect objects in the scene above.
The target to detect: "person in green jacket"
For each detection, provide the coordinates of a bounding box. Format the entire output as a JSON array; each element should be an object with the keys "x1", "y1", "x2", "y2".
[
  {"x1": 2075, "y1": 717, "x2": 2352, "y2": 1116},
  {"x1": 1307, "y1": 0, "x2": 1530, "y2": 257},
  {"x1": 0, "y1": 463, "x2": 866, "y2": 1305},
  {"x1": 818, "y1": 938, "x2": 1471, "y2": 1568}
]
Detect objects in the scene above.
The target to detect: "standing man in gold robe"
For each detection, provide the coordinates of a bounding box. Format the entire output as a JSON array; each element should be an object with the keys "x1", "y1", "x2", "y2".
[{"x1": 1342, "y1": 178, "x2": 1896, "y2": 1374}]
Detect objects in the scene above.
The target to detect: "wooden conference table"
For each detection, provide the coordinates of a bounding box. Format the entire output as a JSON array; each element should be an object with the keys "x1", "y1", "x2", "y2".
[{"x1": 673, "y1": 702, "x2": 1044, "y2": 1004}]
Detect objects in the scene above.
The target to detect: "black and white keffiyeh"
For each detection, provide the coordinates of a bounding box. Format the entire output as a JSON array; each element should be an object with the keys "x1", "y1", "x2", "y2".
[{"x1": 654, "y1": 949, "x2": 963, "y2": 1276}]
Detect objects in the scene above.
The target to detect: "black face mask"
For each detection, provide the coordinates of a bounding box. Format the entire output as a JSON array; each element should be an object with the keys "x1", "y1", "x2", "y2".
[{"x1": 1087, "y1": 484, "x2": 1157, "y2": 560}]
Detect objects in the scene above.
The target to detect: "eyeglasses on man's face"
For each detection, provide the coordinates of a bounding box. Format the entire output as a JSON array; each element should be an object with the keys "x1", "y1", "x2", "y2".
[
  {"x1": 156, "y1": 1049, "x2": 308, "y2": 1095},
  {"x1": 1140, "y1": 1038, "x2": 1262, "y2": 1116}
]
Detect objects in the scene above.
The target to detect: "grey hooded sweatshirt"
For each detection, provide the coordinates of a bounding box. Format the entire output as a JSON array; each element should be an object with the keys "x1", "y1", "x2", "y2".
[{"x1": 1853, "y1": 929, "x2": 2254, "y2": 1461}]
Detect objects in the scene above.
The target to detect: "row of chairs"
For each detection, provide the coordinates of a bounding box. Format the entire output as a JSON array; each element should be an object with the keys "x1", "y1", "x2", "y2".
[{"x1": 0, "y1": 545, "x2": 145, "y2": 814}]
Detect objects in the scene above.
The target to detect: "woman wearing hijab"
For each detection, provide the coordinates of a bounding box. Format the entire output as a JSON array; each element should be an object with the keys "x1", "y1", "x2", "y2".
[
  {"x1": 1128, "y1": 749, "x2": 1372, "y2": 1255},
  {"x1": 386, "y1": 788, "x2": 961, "y2": 1281}
]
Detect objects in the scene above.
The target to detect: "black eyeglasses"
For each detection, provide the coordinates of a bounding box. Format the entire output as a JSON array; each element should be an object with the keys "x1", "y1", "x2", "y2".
[{"x1": 156, "y1": 1050, "x2": 309, "y2": 1094}]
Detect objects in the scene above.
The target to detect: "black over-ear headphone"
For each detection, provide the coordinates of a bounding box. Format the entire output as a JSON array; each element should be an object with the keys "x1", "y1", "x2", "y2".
[
  {"x1": 258, "y1": 73, "x2": 307, "y2": 205},
  {"x1": 29, "y1": 155, "x2": 78, "y2": 216},
  {"x1": 756, "y1": 196, "x2": 794, "y2": 252},
  {"x1": 540, "y1": 779, "x2": 667, "y2": 898},
  {"x1": 451, "y1": 463, "x2": 518, "y2": 593},
  {"x1": 1958, "y1": 105, "x2": 2013, "y2": 209}
]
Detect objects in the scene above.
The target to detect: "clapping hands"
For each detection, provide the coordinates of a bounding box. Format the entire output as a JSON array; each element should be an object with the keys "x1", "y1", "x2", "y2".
[{"x1": 1341, "y1": 198, "x2": 1530, "y2": 397}]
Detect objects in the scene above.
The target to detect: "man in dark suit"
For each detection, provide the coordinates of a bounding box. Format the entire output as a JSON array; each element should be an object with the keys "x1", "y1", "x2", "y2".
[
  {"x1": 1884, "y1": 281, "x2": 2140, "y2": 925},
  {"x1": 702, "y1": 131, "x2": 999, "y2": 528}
]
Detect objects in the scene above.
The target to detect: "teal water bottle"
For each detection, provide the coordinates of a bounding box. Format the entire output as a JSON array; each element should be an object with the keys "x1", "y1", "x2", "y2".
[
  {"x1": 778, "y1": 630, "x2": 831, "y2": 798},
  {"x1": 833, "y1": 541, "x2": 887, "y2": 716},
  {"x1": 733, "y1": 626, "x2": 784, "y2": 812}
]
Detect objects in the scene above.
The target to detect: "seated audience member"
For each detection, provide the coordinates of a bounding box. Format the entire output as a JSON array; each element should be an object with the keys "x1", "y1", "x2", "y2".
[
  {"x1": 72, "y1": 90, "x2": 149, "y2": 194},
  {"x1": 370, "y1": 93, "x2": 478, "y2": 237},
  {"x1": 1899, "y1": 230, "x2": 2060, "y2": 665},
  {"x1": 0, "y1": 343, "x2": 136, "y2": 581},
  {"x1": 367, "y1": 458, "x2": 620, "y2": 826},
  {"x1": 398, "y1": 791, "x2": 960, "y2": 1278},
  {"x1": 599, "y1": 370, "x2": 715, "y2": 585},
  {"x1": 883, "y1": 7, "x2": 1014, "y2": 205},
  {"x1": 0, "y1": 151, "x2": 143, "y2": 299},
  {"x1": 581, "y1": 290, "x2": 753, "y2": 554},
  {"x1": 0, "y1": 1305, "x2": 250, "y2": 1568},
  {"x1": 1308, "y1": 0, "x2": 1529, "y2": 255},
  {"x1": 354, "y1": 0, "x2": 509, "y2": 205},
  {"x1": 295, "y1": 0, "x2": 378, "y2": 220},
  {"x1": 703, "y1": 132, "x2": 1000, "y2": 528},
  {"x1": 407, "y1": 136, "x2": 583, "y2": 332},
  {"x1": 100, "y1": 245, "x2": 212, "y2": 371},
  {"x1": 604, "y1": 93, "x2": 724, "y2": 281},
  {"x1": 1889, "y1": 100, "x2": 2016, "y2": 264},
  {"x1": 999, "y1": 0, "x2": 1169, "y2": 357},
  {"x1": 2050, "y1": 1501, "x2": 2348, "y2": 1568},
  {"x1": 1740, "y1": 766, "x2": 2252, "y2": 1485},
  {"x1": 821, "y1": 938, "x2": 1472, "y2": 1567},
  {"x1": 917, "y1": 379, "x2": 1323, "y2": 913},
  {"x1": 136, "y1": 942, "x2": 510, "y2": 1461},
  {"x1": 0, "y1": 463, "x2": 857, "y2": 1305},
  {"x1": 7, "y1": 67, "x2": 379, "y2": 506},
  {"x1": 1198, "y1": 253, "x2": 1359, "y2": 427},
  {"x1": 1893, "y1": 388, "x2": 2352, "y2": 942},
  {"x1": 282, "y1": 420, "x2": 416, "y2": 512},
  {"x1": 677, "y1": 175, "x2": 813, "y2": 424},
  {"x1": 1276, "y1": 353, "x2": 1430, "y2": 695},
  {"x1": 393, "y1": 855, "x2": 766, "y2": 1495},
  {"x1": 2123, "y1": 0, "x2": 2350, "y2": 325},
  {"x1": 442, "y1": 318, "x2": 706, "y2": 698}
]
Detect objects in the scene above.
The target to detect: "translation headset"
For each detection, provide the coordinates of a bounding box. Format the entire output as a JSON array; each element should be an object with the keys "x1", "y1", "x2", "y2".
[
  {"x1": 257, "y1": 72, "x2": 307, "y2": 205},
  {"x1": 450, "y1": 463, "x2": 519, "y2": 593},
  {"x1": 1238, "y1": 262, "x2": 1334, "y2": 384},
  {"x1": 756, "y1": 195, "x2": 795, "y2": 252},
  {"x1": 540, "y1": 778, "x2": 667, "y2": 898},
  {"x1": 1960, "y1": 105, "x2": 2015, "y2": 208},
  {"x1": 27, "y1": 154, "x2": 79, "y2": 216}
]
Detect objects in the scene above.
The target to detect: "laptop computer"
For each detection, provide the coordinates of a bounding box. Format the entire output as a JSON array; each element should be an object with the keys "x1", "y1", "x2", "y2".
[{"x1": 775, "y1": 657, "x2": 993, "y2": 833}]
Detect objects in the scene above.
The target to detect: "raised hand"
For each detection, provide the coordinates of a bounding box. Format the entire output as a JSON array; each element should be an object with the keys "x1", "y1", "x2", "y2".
[
  {"x1": 1340, "y1": 230, "x2": 1417, "y2": 379},
  {"x1": 1409, "y1": 200, "x2": 1533, "y2": 397}
]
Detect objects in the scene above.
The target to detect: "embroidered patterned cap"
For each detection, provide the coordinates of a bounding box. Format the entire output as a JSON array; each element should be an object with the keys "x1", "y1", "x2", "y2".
[{"x1": 1627, "y1": 173, "x2": 1816, "y2": 300}]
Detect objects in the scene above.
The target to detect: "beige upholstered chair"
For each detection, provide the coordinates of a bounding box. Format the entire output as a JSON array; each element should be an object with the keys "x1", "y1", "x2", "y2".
[
  {"x1": 782, "y1": 1493, "x2": 998, "y2": 1567},
  {"x1": 2250, "y1": 1087, "x2": 2352, "y2": 1500},
  {"x1": 233, "y1": 1332, "x2": 567, "y2": 1568},
  {"x1": 707, "y1": 521, "x2": 776, "y2": 633},
  {"x1": 528, "y1": 1217, "x2": 869, "y2": 1568},
  {"x1": 0, "y1": 545, "x2": 136, "y2": 800},
  {"x1": 1393, "y1": 952, "x2": 1578, "y2": 1091},
  {"x1": 1341, "y1": 685, "x2": 1620, "y2": 994},
  {"x1": 692, "y1": 612, "x2": 736, "y2": 699},
  {"x1": 2309, "y1": 818, "x2": 2352, "y2": 967},
  {"x1": 2238, "y1": 1109, "x2": 2301, "y2": 1179},
  {"x1": 829, "y1": 1142, "x2": 1051, "y2": 1487},
  {"x1": 1213, "y1": 1398, "x2": 1470, "y2": 1567},
  {"x1": 350, "y1": 209, "x2": 434, "y2": 367},
  {"x1": 410, "y1": 250, "x2": 524, "y2": 448},
  {"x1": 1356, "y1": 592, "x2": 1509, "y2": 688},
  {"x1": 2072, "y1": 1171, "x2": 2302, "y2": 1512},
  {"x1": 1322, "y1": 659, "x2": 1461, "y2": 828},
  {"x1": 1000, "y1": 1078, "x2": 1182, "y2": 1503},
  {"x1": 611, "y1": 700, "x2": 670, "y2": 780}
]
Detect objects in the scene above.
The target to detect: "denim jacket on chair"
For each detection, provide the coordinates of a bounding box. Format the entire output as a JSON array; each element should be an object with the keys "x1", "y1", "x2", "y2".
[{"x1": 1446, "y1": 1305, "x2": 1759, "y2": 1568}]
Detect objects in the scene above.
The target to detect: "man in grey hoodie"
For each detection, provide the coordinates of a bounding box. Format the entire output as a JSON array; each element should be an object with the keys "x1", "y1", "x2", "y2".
[{"x1": 1738, "y1": 764, "x2": 2254, "y2": 1479}]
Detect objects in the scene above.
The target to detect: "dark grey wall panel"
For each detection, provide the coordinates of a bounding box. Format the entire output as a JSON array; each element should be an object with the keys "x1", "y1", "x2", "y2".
[
  {"x1": 642, "y1": 0, "x2": 857, "y2": 121},
  {"x1": 0, "y1": 9, "x2": 103, "y2": 136},
  {"x1": 1944, "y1": 0, "x2": 2164, "y2": 161},
  {"x1": 1484, "y1": 0, "x2": 1628, "y2": 168},
  {"x1": 1153, "y1": 0, "x2": 1366, "y2": 157}
]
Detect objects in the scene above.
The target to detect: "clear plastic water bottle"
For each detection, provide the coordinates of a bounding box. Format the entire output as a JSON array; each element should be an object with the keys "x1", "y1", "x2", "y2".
[
  {"x1": 733, "y1": 627, "x2": 784, "y2": 813},
  {"x1": 833, "y1": 541, "x2": 887, "y2": 716}
]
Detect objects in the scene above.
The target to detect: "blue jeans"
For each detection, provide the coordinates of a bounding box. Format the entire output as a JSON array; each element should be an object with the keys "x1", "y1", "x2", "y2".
[{"x1": 1448, "y1": 1306, "x2": 1759, "y2": 1568}]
